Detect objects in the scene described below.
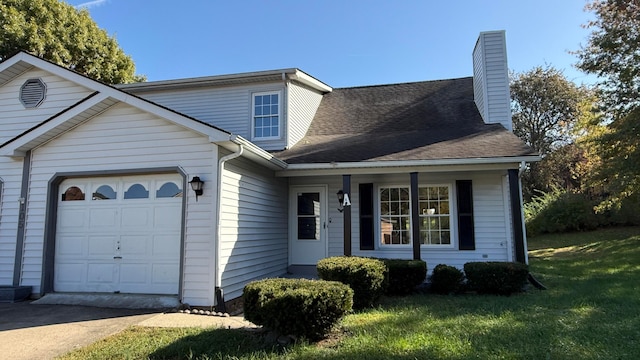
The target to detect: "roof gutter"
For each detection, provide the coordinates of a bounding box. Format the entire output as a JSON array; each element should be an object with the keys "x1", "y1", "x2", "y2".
[
  {"x1": 278, "y1": 155, "x2": 539, "y2": 173},
  {"x1": 287, "y1": 70, "x2": 333, "y2": 93},
  {"x1": 229, "y1": 135, "x2": 288, "y2": 170}
]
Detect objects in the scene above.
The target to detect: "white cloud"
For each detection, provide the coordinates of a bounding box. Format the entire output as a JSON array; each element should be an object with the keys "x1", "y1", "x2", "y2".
[{"x1": 74, "y1": 0, "x2": 108, "y2": 9}]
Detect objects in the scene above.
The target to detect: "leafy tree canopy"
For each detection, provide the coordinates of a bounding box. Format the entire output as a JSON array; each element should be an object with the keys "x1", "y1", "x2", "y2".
[
  {"x1": 0, "y1": 0, "x2": 144, "y2": 84},
  {"x1": 511, "y1": 65, "x2": 590, "y2": 156},
  {"x1": 574, "y1": 0, "x2": 640, "y2": 213},
  {"x1": 575, "y1": 0, "x2": 640, "y2": 115}
]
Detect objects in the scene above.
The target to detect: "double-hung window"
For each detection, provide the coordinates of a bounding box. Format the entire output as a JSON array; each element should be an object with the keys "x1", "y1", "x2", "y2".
[
  {"x1": 252, "y1": 91, "x2": 280, "y2": 140},
  {"x1": 418, "y1": 185, "x2": 451, "y2": 245},
  {"x1": 379, "y1": 186, "x2": 411, "y2": 245},
  {"x1": 378, "y1": 184, "x2": 452, "y2": 247}
]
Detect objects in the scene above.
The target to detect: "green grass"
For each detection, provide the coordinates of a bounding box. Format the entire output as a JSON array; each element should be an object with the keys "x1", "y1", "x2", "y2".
[{"x1": 60, "y1": 226, "x2": 640, "y2": 360}]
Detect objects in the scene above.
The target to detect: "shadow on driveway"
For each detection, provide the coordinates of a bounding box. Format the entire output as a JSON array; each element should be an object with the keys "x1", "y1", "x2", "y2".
[
  {"x1": 0, "y1": 301, "x2": 157, "y2": 331},
  {"x1": 0, "y1": 301, "x2": 158, "y2": 360}
]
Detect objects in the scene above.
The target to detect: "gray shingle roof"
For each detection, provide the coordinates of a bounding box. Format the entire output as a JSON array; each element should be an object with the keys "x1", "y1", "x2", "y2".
[{"x1": 273, "y1": 77, "x2": 537, "y2": 164}]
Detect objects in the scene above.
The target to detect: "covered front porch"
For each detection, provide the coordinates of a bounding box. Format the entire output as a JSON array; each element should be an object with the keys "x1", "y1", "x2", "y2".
[{"x1": 282, "y1": 164, "x2": 529, "y2": 273}]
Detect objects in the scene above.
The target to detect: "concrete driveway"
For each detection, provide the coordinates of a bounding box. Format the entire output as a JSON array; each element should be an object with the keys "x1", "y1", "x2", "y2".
[{"x1": 0, "y1": 301, "x2": 158, "y2": 360}]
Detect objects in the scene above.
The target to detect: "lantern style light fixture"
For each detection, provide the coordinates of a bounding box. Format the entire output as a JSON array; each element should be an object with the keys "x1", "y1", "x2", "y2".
[
  {"x1": 337, "y1": 190, "x2": 345, "y2": 212},
  {"x1": 189, "y1": 176, "x2": 204, "y2": 201}
]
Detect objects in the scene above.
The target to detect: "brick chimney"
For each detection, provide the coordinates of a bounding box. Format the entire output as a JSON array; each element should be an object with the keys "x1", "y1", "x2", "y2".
[{"x1": 472, "y1": 30, "x2": 513, "y2": 131}]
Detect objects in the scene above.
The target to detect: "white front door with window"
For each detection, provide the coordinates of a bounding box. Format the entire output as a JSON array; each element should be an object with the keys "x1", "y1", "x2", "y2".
[
  {"x1": 289, "y1": 186, "x2": 327, "y2": 265},
  {"x1": 54, "y1": 174, "x2": 183, "y2": 295}
]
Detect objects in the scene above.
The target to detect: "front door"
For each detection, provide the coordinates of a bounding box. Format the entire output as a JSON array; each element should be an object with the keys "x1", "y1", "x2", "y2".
[{"x1": 290, "y1": 186, "x2": 327, "y2": 265}]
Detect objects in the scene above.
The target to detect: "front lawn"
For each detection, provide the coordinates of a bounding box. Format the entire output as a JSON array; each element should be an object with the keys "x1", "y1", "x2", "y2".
[{"x1": 60, "y1": 227, "x2": 640, "y2": 360}]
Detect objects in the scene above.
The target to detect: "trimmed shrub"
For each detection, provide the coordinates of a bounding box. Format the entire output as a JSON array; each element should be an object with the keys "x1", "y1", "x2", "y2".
[
  {"x1": 382, "y1": 259, "x2": 427, "y2": 295},
  {"x1": 243, "y1": 278, "x2": 353, "y2": 341},
  {"x1": 464, "y1": 262, "x2": 529, "y2": 295},
  {"x1": 317, "y1": 256, "x2": 387, "y2": 309},
  {"x1": 430, "y1": 264, "x2": 465, "y2": 294}
]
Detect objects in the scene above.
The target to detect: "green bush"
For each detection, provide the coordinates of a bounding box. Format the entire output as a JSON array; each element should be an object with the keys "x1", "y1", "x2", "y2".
[
  {"x1": 464, "y1": 262, "x2": 529, "y2": 295},
  {"x1": 243, "y1": 278, "x2": 353, "y2": 341},
  {"x1": 382, "y1": 259, "x2": 427, "y2": 295},
  {"x1": 429, "y1": 264, "x2": 465, "y2": 294},
  {"x1": 525, "y1": 189, "x2": 600, "y2": 236},
  {"x1": 317, "y1": 256, "x2": 387, "y2": 309}
]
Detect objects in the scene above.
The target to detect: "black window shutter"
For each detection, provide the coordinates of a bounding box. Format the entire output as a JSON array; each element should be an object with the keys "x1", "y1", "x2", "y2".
[
  {"x1": 359, "y1": 183, "x2": 374, "y2": 250},
  {"x1": 457, "y1": 180, "x2": 475, "y2": 250}
]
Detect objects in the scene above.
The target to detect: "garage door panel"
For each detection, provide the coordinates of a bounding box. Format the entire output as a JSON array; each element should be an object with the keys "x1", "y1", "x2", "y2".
[
  {"x1": 120, "y1": 264, "x2": 147, "y2": 285},
  {"x1": 58, "y1": 209, "x2": 86, "y2": 229},
  {"x1": 120, "y1": 235, "x2": 148, "y2": 256},
  {"x1": 88, "y1": 236, "x2": 116, "y2": 256},
  {"x1": 152, "y1": 263, "x2": 180, "y2": 284},
  {"x1": 89, "y1": 208, "x2": 118, "y2": 227},
  {"x1": 56, "y1": 263, "x2": 85, "y2": 284},
  {"x1": 87, "y1": 263, "x2": 117, "y2": 283},
  {"x1": 55, "y1": 175, "x2": 183, "y2": 295},
  {"x1": 56, "y1": 236, "x2": 85, "y2": 256},
  {"x1": 121, "y1": 207, "x2": 150, "y2": 227}
]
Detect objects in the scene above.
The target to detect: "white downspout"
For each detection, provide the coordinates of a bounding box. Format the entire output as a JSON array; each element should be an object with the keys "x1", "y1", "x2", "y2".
[{"x1": 214, "y1": 136, "x2": 244, "y2": 311}]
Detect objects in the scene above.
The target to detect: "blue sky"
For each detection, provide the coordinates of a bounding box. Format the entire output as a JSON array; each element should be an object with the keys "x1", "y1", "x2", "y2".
[{"x1": 67, "y1": 0, "x2": 595, "y2": 88}]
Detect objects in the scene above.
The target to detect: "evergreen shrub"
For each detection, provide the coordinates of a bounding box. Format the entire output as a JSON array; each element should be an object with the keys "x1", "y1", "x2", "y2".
[
  {"x1": 464, "y1": 262, "x2": 529, "y2": 295},
  {"x1": 430, "y1": 264, "x2": 465, "y2": 294},
  {"x1": 382, "y1": 259, "x2": 427, "y2": 295},
  {"x1": 317, "y1": 256, "x2": 387, "y2": 309},
  {"x1": 243, "y1": 278, "x2": 353, "y2": 341}
]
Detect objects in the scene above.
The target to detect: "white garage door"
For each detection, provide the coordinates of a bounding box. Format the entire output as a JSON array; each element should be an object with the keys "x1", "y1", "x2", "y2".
[{"x1": 54, "y1": 174, "x2": 183, "y2": 295}]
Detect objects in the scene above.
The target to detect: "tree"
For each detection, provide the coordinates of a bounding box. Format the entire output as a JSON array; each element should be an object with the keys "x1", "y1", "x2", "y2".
[
  {"x1": 575, "y1": 0, "x2": 640, "y2": 115},
  {"x1": 575, "y1": 0, "x2": 640, "y2": 213},
  {"x1": 510, "y1": 66, "x2": 589, "y2": 156},
  {"x1": 510, "y1": 66, "x2": 594, "y2": 200},
  {"x1": 0, "y1": 0, "x2": 144, "y2": 84}
]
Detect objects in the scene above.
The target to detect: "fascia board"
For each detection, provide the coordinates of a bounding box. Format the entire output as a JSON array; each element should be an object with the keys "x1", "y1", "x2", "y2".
[
  {"x1": 275, "y1": 156, "x2": 541, "y2": 177},
  {"x1": 221, "y1": 135, "x2": 288, "y2": 170},
  {"x1": 289, "y1": 70, "x2": 332, "y2": 93},
  {"x1": 1, "y1": 53, "x2": 231, "y2": 143}
]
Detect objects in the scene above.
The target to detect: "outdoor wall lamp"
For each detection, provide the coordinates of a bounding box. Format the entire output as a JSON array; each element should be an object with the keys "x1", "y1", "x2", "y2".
[
  {"x1": 336, "y1": 190, "x2": 351, "y2": 212},
  {"x1": 189, "y1": 176, "x2": 204, "y2": 201}
]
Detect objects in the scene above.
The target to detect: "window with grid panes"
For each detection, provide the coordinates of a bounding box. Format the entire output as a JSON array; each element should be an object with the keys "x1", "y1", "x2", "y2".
[
  {"x1": 252, "y1": 92, "x2": 280, "y2": 139},
  {"x1": 418, "y1": 185, "x2": 451, "y2": 245},
  {"x1": 379, "y1": 186, "x2": 411, "y2": 245}
]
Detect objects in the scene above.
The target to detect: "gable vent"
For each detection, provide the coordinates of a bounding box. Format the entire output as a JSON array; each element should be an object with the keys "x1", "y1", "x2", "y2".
[{"x1": 20, "y1": 78, "x2": 47, "y2": 108}]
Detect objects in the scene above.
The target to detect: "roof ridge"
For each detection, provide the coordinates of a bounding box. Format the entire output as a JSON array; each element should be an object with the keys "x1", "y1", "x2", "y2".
[{"x1": 334, "y1": 76, "x2": 473, "y2": 90}]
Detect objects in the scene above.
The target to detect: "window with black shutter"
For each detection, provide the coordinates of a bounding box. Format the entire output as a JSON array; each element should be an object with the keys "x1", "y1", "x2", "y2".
[
  {"x1": 456, "y1": 180, "x2": 475, "y2": 250},
  {"x1": 359, "y1": 183, "x2": 374, "y2": 250}
]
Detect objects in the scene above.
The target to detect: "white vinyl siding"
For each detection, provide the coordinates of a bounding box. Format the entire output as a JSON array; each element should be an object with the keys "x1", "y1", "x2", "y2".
[
  {"x1": 21, "y1": 103, "x2": 218, "y2": 306},
  {"x1": 287, "y1": 81, "x2": 323, "y2": 148},
  {"x1": 473, "y1": 31, "x2": 512, "y2": 131},
  {"x1": 219, "y1": 155, "x2": 288, "y2": 300},
  {"x1": 131, "y1": 83, "x2": 287, "y2": 150},
  {"x1": 0, "y1": 69, "x2": 92, "y2": 144},
  {"x1": 0, "y1": 162, "x2": 21, "y2": 286},
  {"x1": 291, "y1": 172, "x2": 513, "y2": 274}
]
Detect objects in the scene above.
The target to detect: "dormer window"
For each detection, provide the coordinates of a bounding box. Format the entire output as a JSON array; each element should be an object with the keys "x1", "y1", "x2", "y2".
[{"x1": 252, "y1": 91, "x2": 281, "y2": 140}]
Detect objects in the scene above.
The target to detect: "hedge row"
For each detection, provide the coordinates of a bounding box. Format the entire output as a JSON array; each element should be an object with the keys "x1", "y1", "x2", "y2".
[{"x1": 430, "y1": 262, "x2": 529, "y2": 295}]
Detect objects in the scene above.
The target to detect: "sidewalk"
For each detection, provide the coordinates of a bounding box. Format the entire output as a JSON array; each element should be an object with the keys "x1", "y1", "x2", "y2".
[{"x1": 0, "y1": 301, "x2": 257, "y2": 360}]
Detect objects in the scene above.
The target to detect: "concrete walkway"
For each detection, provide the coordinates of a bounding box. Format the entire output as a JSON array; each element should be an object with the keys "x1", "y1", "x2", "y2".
[{"x1": 0, "y1": 301, "x2": 257, "y2": 360}]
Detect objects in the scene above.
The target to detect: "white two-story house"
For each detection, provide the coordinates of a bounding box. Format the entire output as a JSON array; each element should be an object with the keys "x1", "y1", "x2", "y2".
[{"x1": 0, "y1": 31, "x2": 539, "y2": 307}]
